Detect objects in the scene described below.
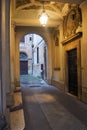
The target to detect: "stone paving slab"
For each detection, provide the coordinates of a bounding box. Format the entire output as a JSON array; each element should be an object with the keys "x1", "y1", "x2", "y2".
[
  {"x1": 20, "y1": 75, "x2": 87, "y2": 130},
  {"x1": 21, "y1": 85, "x2": 87, "y2": 130},
  {"x1": 34, "y1": 91, "x2": 87, "y2": 130}
]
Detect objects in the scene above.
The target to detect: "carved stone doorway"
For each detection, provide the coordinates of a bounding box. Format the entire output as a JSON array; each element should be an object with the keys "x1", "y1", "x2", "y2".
[{"x1": 63, "y1": 38, "x2": 82, "y2": 99}]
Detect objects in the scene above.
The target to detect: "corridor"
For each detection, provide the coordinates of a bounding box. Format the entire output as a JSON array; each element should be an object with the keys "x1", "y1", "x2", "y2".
[
  {"x1": 20, "y1": 76, "x2": 87, "y2": 130},
  {"x1": 1, "y1": 1, "x2": 87, "y2": 129}
]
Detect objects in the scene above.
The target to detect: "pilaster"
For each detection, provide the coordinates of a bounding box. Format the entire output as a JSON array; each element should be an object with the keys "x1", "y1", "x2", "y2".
[
  {"x1": 15, "y1": 37, "x2": 20, "y2": 87},
  {"x1": 10, "y1": 22, "x2": 16, "y2": 91}
]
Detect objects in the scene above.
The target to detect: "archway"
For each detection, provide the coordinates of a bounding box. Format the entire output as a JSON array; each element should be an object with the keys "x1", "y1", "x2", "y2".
[{"x1": 15, "y1": 26, "x2": 53, "y2": 86}]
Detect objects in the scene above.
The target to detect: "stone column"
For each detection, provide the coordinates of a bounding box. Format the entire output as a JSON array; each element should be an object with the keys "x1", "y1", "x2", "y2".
[
  {"x1": 5, "y1": 0, "x2": 11, "y2": 94},
  {"x1": 6, "y1": 0, "x2": 14, "y2": 108},
  {"x1": 0, "y1": 0, "x2": 7, "y2": 115},
  {"x1": 0, "y1": 1, "x2": 11, "y2": 129},
  {"x1": 0, "y1": 0, "x2": 2, "y2": 114}
]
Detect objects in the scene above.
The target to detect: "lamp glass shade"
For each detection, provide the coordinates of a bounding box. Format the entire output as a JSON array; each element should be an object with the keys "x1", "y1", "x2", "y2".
[{"x1": 39, "y1": 11, "x2": 48, "y2": 26}]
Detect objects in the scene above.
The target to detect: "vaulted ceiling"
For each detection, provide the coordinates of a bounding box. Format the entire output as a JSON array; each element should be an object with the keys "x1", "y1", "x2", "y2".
[{"x1": 11, "y1": 0, "x2": 85, "y2": 27}]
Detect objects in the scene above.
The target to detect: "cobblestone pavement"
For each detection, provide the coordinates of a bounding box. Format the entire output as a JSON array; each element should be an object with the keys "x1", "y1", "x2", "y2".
[{"x1": 20, "y1": 75, "x2": 87, "y2": 130}]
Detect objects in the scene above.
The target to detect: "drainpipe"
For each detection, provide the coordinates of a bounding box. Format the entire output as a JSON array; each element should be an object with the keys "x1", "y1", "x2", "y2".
[{"x1": 32, "y1": 44, "x2": 34, "y2": 75}]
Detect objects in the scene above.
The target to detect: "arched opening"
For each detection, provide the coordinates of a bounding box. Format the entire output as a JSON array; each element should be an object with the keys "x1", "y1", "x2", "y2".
[{"x1": 19, "y1": 33, "x2": 48, "y2": 84}]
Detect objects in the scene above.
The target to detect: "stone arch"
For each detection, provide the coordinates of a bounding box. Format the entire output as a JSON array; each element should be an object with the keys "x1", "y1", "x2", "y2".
[
  {"x1": 17, "y1": 31, "x2": 49, "y2": 47},
  {"x1": 15, "y1": 27, "x2": 53, "y2": 84}
]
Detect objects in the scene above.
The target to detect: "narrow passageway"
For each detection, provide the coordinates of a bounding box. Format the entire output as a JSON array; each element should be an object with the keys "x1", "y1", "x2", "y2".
[{"x1": 20, "y1": 75, "x2": 87, "y2": 130}]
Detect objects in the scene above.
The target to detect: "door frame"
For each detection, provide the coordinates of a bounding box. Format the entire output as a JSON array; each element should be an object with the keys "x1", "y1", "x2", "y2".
[{"x1": 64, "y1": 39, "x2": 82, "y2": 99}]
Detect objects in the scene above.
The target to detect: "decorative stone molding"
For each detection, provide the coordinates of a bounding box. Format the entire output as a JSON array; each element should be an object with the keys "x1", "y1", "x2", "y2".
[
  {"x1": 62, "y1": 32, "x2": 82, "y2": 45},
  {"x1": 53, "y1": 29, "x2": 60, "y2": 46},
  {"x1": 62, "y1": 3, "x2": 70, "y2": 16},
  {"x1": 63, "y1": 6, "x2": 82, "y2": 39},
  {"x1": 16, "y1": 0, "x2": 30, "y2": 8}
]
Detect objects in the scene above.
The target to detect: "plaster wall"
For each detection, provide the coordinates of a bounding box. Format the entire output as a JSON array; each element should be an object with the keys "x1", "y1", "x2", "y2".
[
  {"x1": 52, "y1": 1, "x2": 87, "y2": 103},
  {"x1": 33, "y1": 40, "x2": 46, "y2": 77},
  {"x1": 51, "y1": 23, "x2": 64, "y2": 89},
  {"x1": 80, "y1": 0, "x2": 87, "y2": 102},
  {"x1": 52, "y1": 46, "x2": 60, "y2": 82},
  {"x1": 20, "y1": 42, "x2": 32, "y2": 58}
]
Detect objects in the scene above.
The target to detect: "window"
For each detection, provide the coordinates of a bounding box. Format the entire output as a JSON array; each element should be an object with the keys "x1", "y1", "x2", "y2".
[{"x1": 20, "y1": 52, "x2": 27, "y2": 60}]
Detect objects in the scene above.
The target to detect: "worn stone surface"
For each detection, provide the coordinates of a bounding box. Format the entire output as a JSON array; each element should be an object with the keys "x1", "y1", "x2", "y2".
[
  {"x1": 10, "y1": 92, "x2": 25, "y2": 130},
  {"x1": 10, "y1": 109, "x2": 25, "y2": 130},
  {"x1": 21, "y1": 83, "x2": 87, "y2": 130}
]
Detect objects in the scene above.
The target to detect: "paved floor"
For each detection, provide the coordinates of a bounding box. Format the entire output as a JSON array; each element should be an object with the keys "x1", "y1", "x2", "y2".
[{"x1": 20, "y1": 75, "x2": 87, "y2": 130}]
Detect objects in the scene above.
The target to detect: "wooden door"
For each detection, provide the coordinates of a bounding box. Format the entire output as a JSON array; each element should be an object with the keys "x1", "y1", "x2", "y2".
[{"x1": 67, "y1": 48, "x2": 78, "y2": 96}]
